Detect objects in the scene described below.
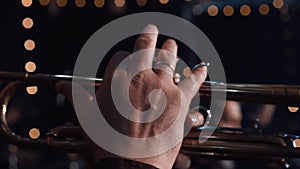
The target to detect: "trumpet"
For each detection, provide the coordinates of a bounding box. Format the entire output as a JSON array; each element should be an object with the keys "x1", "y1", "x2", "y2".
[{"x1": 0, "y1": 71, "x2": 300, "y2": 166}]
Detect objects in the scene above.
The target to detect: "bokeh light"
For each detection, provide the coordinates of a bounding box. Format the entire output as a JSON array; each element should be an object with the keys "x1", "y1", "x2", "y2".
[
  {"x1": 94, "y1": 0, "x2": 105, "y2": 7},
  {"x1": 26, "y1": 86, "x2": 38, "y2": 95},
  {"x1": 22, "y1": 0, "x2": 32, "y2": 7},
  {"x1": 24, "y1": 39, "x2": 35, "y2": 51},
  {"x1": 259, "y1": 4, "x2": 270, "y2": 15},
  {"x1": 29, "y1": 128, "x2": 40, "y2": 139},
  {"x1": 159, "y1": 0, "x2": 169, "y2": 4},
  {"x1": 25, "y1": 61, "x2": 37, "y2": 72},
  {"x1": 273, "y1": 0, "x2": 284, "y2": 9},
  {"x1": 288, "y1": 107, "x2": 299, "y2": 113},
  {"x1": 114, "y1": 0, "x2": 125, "y2": 7},
  {"x1": 136, "y1": 0, "x2": 147, "y2": 6},
  {"x1": 223, "y1": 5, "x2": 234, "y2": 16},
  {"x1": 207, "y1": 5, "x2": 219, "y2": 16},
  {"x1": 75, "y1": 0, "x2": 86, "y2": 7},
  {"x1": 22, "y1": 17, "x2": 34, "y2": 29},
  {"x1": 39, "y1": 0, "x2": 50, "y2": 6},
  {"x1": 56, "y1": 0, "x2": 67, "y2": 7},
  {"x1": 240, "y1": 5, "x2": 251, "y2": 16},
  {"x1": 183, "y1": 67, "x2": 191, "y2": 77}
]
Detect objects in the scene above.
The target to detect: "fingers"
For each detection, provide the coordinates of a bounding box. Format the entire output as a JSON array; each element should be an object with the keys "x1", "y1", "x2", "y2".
[
  {"x1": 154, "y1": 39, "x2": 178, "y2": 78},
  {"x1": 103, "y1": 51, "x2": 130, "y2": 80},
  {"x1": 55, "y1": 81, "x2": 93, "y2": 106},
  {"x1": 185, "y1": 111, "x2": 205, "y2": 129},
  {"x1": 190, "y1": 112, "x2": 205, "y2": 127},
  {"x1": 129, "y1": 24, "x2": 158, "y2": 72},
  {"x1": 179, "y1": 62, "x2": 208, "y2": 101}
]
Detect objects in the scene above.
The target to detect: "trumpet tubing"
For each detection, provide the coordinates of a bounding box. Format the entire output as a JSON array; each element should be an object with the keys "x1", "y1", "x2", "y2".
[{"x1": 0, "y1": 71, "x2": 300, "y2": 162}]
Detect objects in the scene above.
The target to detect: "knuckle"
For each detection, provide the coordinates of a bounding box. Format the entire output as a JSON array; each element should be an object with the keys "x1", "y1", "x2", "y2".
[{"x1": 136, "y1": 35, "x2": 154, "y2": 49}]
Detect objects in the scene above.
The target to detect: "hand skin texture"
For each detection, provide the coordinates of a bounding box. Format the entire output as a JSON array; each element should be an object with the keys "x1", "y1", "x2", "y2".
[{"x1": 56, "y1": 24, "x2": 207, "y2": 169}]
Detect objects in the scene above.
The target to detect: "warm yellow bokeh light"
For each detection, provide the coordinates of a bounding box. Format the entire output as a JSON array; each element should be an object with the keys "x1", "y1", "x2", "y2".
[
  {"x1": 207, "y1": 5, "x2": 219, "y2": 16},
  {"x1": 22, "y1": 0, "x2": 32, "y2": 7},
  {"x1": 137, "y1": 0, "x2": 147, "y2": 6},
  {"x1": 259, "y1": 4, "x2": 270, "y2": 15},
  {"x1": 39, "y1": 0, "x2": 50, "y2": 6},
  {"x1": 56, "y1": 0, "x2": 67, "y2": 7},
  {"x1": 26, "y1": 86, "x2": 38, "y2": 95},
  {"x1": 293, "y1": 139, "x2": 300, "y2": 147},
  {"x1": 114, "y1": 0, "x2": 125, "y2": 7},
  {"x1": 29, "y1": 128, "x2": 40, "y2": 139},
  {"x1": 240, "y1": 5, "x2": 251, "y2": 16},
  {"x1": 75, "y1": 0, "x2": 86, "y2": 7},
  {"x1": 183, "y1": 67, "x2": 191, "y2": 77},
  {"x1": 94, "y1": 0, "x2": 105, "y2": 7},
  {"x1": 159, "y1": 0, "x2": 169, "y2": 4},
  {"x1": 288, "y1": 107, "x2": 299, "y2": 113},
  {"x1": 24, "y1": 39, "x2": 35, "y2": 51},
  {"x1": 25, "y1": 61, "x2": 36, "y2": 72},
  {"x1": 22, "y1": 17, "x2": 34, "y2": 29},
  {"x1": 273, "y1": 0, "x2": 284, "y2": 9},
  {"x1": 223, "y1": 5, "x2": 234, "y2": 16}
]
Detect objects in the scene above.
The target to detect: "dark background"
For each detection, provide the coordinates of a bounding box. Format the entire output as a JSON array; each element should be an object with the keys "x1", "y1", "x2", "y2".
[{"x1": 1, "y1": 0, "x2": 300, "y2": 169}]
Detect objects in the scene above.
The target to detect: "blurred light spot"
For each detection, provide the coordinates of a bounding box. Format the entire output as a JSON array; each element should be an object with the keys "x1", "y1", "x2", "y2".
[
  {"x1": 223, "y1": 5, "x2": 234, "y2": 16},
  {"x1": 207, "y1": 5, "x2": 218, "y2": 16},
  {"x1": 8, "y1": 144, "x2": 18, "y2": 154},
  {"x1": 29, "y1": 128, "x2": 40, "y2": 139},
  {"x1": 22, "y1": 17, "x2": 34, "y2": 29},
  {"x1": 273, "y1": 0, "x2": 284, "y2": 9},
  {"x1": 56, "y1": 0, "x2": 67, "y2": 7},
  {"x1": 39, "y1": 0, "x2": 50, "y2": 6},
  {"x1": 22, "y1": 0, "x2": 32, "y2": 7},
  {"x1": 25, "y1": 61, "x2": 36, "y2": 72},
  {"x1": 26, "y1": 86, "x2": 38, "y2": 95},
  {"x1": 259, "y1": 4, "x2": 270, "y2": 15},
  {"x1": 69, "y1": 161, "x2": 79, "y2": 169},
  {"x1": 288, "y1": 107, "x2": 299, "y2": 113},
  {"x1": 24, "y1": 39, "x2": 35, "y2": 51},
  {"x1": 94, "y1": 0, "x2": 105, "y2": 7},
  {"x1": 136, "y1": 0, "x2": 147, "y2": 6},
  {"x1": 280, "y1": 13, "x2": 290, "y2": 22},
  {"x1": 183, "y1": 67, "x2": 191, "y2": 77},
  {"x1": 293, "y1": 139, "x2": 300, "y2": 148},
  {"x1": 279, "y1": 3, "x2": 289, "y2": 13},
  {"x1": 75, "y1": 0, "x2": 86, "y2": 7},
  {"x1": 159, "y1": 0, "x2": 169, "y2": 4},
  {"x1": 193, "y1": 4, "x2": 203, "y2": 16},
  {"x1": 282, "y1": 29, "x2": 293, "y2": 41},
  {"x1": 114, "y1": 0, "x2": 125, "y2": 7},
  {"x1": 240, "y1": 5, "x2": 251, "y2": 16}
]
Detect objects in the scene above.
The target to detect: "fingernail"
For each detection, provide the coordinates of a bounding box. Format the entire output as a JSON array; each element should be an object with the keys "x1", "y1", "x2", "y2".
[
  {"x1": 142, "y1": 24, "x2": 158, "y2": 34},
  {"x1": 193, "y1": 62, "x2": 209, "y2": 70}
]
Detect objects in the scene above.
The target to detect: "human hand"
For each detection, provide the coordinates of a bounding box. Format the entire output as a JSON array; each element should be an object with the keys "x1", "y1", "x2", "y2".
[{"x1": 56, "y1": 24, "x2": 207, "y2": 169}]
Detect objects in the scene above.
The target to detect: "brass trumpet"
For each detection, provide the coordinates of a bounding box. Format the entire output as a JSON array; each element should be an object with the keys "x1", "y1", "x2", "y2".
[{"x1": 0, "y1": 71, "x2": 300, "y2": 166}]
